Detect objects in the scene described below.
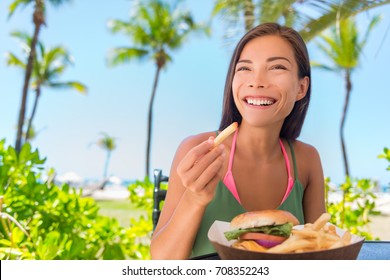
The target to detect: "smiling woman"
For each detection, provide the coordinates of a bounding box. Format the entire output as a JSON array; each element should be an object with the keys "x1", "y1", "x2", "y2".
[
  {"x1": 150, "y1": 22, "x2": 326, "y2": 260},
  {"x1": 231, "y1": 35, "x2": 309, "y2": 129}
]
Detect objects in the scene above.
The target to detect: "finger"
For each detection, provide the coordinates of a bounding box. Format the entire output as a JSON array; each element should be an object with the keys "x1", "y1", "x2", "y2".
[
  {"x1": 178, "y1": 137, "x2": 215, "y2": 173},
  {"x1": 180, "y1": 145, "x2": 225, "y2": 189},
  {"x1": 190, "y1": 152, "x2": 225, "y2": 193}
]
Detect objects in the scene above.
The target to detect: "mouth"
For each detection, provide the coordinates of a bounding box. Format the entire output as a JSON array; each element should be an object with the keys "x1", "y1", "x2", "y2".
[{"x1": 245, "y1": 97, "x2": 276, "y2": 107}]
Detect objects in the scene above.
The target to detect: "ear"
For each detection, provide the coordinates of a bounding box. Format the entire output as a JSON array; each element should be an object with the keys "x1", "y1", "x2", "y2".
[{"x1": 296, "y1": 76, "x2": 309, "y2": 101}]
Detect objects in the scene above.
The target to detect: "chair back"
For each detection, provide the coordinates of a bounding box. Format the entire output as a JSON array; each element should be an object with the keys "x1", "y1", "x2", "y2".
[{"x1": 153, "y1": 169, "x2": 168, "y2": 230}]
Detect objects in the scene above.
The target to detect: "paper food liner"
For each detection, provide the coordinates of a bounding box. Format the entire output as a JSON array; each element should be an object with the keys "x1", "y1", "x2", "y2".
[{"x1": 208, "y1": 220, "x2": 365, "y2": 260}]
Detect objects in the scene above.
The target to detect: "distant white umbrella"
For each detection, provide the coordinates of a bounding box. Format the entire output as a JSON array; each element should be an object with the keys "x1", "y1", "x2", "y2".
[
  {"x1": 57, "y1": 171, "x2": 83, "y2": 184},
  {"x1": 108, "y1": 176, "x2": 122, "y2": 185}
]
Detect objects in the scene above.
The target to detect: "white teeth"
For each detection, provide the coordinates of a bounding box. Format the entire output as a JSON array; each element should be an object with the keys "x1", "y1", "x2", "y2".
[{"x1": 246, "y1": 98, "x2": 275, "y2": 106}]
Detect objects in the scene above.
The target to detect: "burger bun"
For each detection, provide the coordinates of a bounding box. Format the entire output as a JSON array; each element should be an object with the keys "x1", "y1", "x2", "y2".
[{"x1": 230, "y1": 209, "x2": 299, "y2": 230}]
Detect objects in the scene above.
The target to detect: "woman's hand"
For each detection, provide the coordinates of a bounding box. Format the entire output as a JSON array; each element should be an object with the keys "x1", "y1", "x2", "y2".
[{"x1": 176, "y1": 136, "x2": 226, "y2": 206}]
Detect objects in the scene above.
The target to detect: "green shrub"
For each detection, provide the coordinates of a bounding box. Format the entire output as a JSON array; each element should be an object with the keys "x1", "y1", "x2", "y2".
[
  {"x1": 127, "y1": 177, "x2": 154, "y2": 259},
  {"x1": 325, "y1": 176, "x2": 381, "y2": 240},
  {"x1": 0, "y1": 139, "x2": 139, "y2": 260}
]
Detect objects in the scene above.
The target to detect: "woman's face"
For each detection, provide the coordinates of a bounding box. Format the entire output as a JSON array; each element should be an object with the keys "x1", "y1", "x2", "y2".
[{"x1": 232, "y1": 35, "x2": 309, "y2": 129}]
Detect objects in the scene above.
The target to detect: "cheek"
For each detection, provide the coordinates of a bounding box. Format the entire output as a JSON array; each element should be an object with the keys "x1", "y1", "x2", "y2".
[
  {"x1": 232, "y1": 74, "x2": 247, "y2": 95},
  {"x1": 232, "y1": 76, "x2": 241, "y2": 100}
]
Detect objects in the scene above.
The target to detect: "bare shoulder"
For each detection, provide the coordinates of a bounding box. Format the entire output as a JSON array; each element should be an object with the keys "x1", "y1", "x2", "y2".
[
  {"x1": 292, "y1": 140, "x2": 321, "y2": 162},
  {"x1": 290, "y1": 140, "x2": 323, "y2": 187}
]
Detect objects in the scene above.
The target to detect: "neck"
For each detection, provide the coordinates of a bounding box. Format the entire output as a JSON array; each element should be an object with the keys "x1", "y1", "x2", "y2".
[{"x1": 236, "y1": 122, "x2": 282, "y2": 162}]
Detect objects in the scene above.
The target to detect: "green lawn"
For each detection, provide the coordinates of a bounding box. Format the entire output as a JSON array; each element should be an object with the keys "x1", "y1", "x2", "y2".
[{"x1": 95, "y1": 199, "x2": 147, "y2": 228}]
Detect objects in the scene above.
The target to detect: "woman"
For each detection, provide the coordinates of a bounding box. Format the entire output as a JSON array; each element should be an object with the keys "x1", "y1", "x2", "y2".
[{"x1": 150, "y1": 23, "x2": 326, "y2": 259}]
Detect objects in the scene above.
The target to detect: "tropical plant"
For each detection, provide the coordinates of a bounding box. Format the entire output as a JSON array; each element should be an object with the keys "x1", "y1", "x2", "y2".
[
  {"x1": 8, "y1": 0, "x2": 72, "y2": 153},
  {"x1": 212, "y1": 0, "x2": 390, "y2": 42},
  {"x1": 107, "y1": 0, "x2": 209, "y2": 177},
  {"x1": 6, "y1": 31, "x2": 87, "y2": 143},
  {"x1": 0, "y1": 139, "x2": 148, "y2": 260},
  {"x1": 96, "y1": 132, "x2": 117, "y2": 179},
  {"x1": 127, "y1": 176, "x2": 168, "y2": 259},
  {"x1": 312, "y1": 15, "x2": 381, "y2": 177},
  {"x1": 378, "y1": 147, "x2": 390, "y2": 171},
  {"x1": 378, "y1": 147, "x2": 390, "y2": 189},
  {"x1": 325, "y1": 177, "x2": 380, "y2": 240}
]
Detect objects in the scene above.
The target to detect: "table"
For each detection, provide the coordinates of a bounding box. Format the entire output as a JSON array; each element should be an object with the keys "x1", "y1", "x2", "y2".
[
  {"x1": 357, "y1": 241, "x2": 390, "y2": 260},
  {"x1": 192, "y1": 241, "x2": 390, "y2": 260}
]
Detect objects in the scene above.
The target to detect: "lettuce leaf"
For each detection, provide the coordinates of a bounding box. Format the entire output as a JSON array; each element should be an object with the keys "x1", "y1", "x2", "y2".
[{"x1": 224, "y1": 223, "x2": 293, "y2": 241}]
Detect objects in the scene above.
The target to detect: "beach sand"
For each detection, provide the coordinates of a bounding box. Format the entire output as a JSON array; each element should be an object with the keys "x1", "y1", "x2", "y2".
[{"x1": 370, "y1": 214, "x2": 390, "y2": 240}]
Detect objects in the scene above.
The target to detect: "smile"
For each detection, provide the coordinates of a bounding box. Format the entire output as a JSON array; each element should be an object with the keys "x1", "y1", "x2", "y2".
[{"x1": 245, "y1": 97, "x2": 276, "y2": 107}]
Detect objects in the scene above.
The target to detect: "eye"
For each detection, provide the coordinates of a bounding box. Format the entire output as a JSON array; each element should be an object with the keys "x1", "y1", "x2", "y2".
[
  {"x1": 270, "y1": 64, "x2": 287, "y2": 70},
  {"x1": 236, "y1": 66, "x2": 251, "y2": 72}
]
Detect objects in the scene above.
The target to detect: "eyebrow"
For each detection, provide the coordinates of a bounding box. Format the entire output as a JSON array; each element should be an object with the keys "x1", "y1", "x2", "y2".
[{"x1": 237, "y1": 56, "x2": 292, "y2": 64}]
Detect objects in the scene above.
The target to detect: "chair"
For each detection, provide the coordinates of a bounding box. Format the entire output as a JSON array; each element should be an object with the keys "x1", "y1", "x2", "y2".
[{"x1": 153, "y1": 169, "x2": 168, "y2": 230}]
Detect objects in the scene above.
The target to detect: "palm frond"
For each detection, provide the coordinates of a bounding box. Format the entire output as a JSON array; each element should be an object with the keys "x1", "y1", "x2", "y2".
[
  {"x1": 48, "y1": 81, "x2": 88, "y2": 94},
  {"x1": 360, "y1": 15, "x2": 382, "y2": 50},
  {"x1": 5, "y1": 52, "x2": 26, "y2": 68},
  {"x1": 310, "y1": 60, "x2": 338, "y2": 72},
  {"x1": 107, "y1": 47, "x2": 149, "y2": 67},
  {"x1": 300, "y1": 0, "x2": 390, "y2": 42},
  {"x1": 8, "y1": 0, "x2": 32, "y2": 19}
]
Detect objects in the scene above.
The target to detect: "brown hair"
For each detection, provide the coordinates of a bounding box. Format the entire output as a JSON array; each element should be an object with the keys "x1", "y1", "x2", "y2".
[{"x1": 219, "y1": 22, "x2": 311, "y2": 140}]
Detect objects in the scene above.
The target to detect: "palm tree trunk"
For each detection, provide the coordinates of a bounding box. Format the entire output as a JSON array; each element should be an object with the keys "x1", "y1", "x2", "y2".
[
  {"x1": 340, "y1": 69, "x2": 352, "y2": 227},
  {"x1": 104, "y1": 151, "x2": 111, "y2": 179},
  {"x1": 15, "y1": 0, "x2": 44, "y2": 152},
  {"x1": 25, "y1": 86, "x2": 41, "y2": 143},
  {"x1": 145, "y1": 65, "x2": 162, "y2": 178},
  {"x1": 340, "y1": 69, "x2": 352, "y2": 177}
]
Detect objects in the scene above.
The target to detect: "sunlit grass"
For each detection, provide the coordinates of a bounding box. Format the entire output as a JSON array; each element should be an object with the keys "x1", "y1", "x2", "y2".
[{"x1": 96, "y1": 199, "x2": 147, "y2": 228}]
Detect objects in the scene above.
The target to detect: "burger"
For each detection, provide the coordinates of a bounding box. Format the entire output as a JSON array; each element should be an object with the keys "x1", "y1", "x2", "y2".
[{"x1": 224, "y1": 210, "x2": 299, "y2": 251}]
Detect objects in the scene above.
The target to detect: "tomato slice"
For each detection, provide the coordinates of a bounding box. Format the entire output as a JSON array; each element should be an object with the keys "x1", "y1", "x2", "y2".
[{"x1": 239, "y1": 232, "x2": 287, "y2": 243}]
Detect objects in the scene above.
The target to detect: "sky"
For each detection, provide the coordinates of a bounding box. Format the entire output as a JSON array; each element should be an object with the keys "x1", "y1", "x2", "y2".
[{"x1": 0, "y1": 0, "x2": 389, "y2": 187}]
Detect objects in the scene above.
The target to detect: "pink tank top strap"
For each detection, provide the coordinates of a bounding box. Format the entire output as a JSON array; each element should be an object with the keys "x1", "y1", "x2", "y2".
[
  {"x1": 222, "y1": 129, "x2": 294, "y2": 206},
  {"x1": 223, "y1": 129, "x2": 241, "y2": 203},
  {"x1": 279, "y1": 139, "x2": 294, "y2": 204}
]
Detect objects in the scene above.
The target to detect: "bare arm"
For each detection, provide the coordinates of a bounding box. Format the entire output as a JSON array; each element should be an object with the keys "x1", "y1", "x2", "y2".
[
  {"x1": 301, "y1": 144, "x2": 326, "y2": 223},
  {"x1": 150, "y1": 134, "x2": 225, "y2": 259}
]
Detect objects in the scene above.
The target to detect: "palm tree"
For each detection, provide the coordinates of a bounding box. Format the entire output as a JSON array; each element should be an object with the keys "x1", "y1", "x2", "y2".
[
  {"x1": 8, "y1": 0, "x2": 71, "y2": 152},
  {"x1": 212, "y1": 0, "x2": 390, "y2": 42},
  {"x1": 96, "y1": 133, "x2": 117, "y2": 180},
  {"x1": 312, "y1": 16, "x2": 381, "y2": 177},
  {"x1": 6, "y1": 31, "x2": 88, "y2": 143},
  {"x1": 107, "y1": 0, "x2": 209, "y2": 177}
]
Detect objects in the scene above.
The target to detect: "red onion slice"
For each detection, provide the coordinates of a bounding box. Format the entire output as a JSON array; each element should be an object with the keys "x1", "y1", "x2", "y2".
[{"x1": 255, "y1": 239, "x2": 282, "y2": 248}]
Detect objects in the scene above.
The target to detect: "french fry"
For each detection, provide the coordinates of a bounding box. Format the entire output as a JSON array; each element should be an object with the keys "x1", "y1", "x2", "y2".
[
  {"x1": 232, "y1": 240, "x2": 267, "y2": 252},
  {"x1": 312, "y1": 213, "x2": 331, "y2": 231},
  {"x1": 341, "y1": 231, "x2": 352, "y2": 245},
  {"x1": 268, "y1": 238, "x2": 316, "y2": 253},
  {"x1": 292, "y1": 228, "x2": 319, "y2": 239},
  {"x1": 214, "y1": 122, "x2": 238, "y2": 146},
  {"x1": 272, "y1": 213, "x2": 353, "y2": 253}
]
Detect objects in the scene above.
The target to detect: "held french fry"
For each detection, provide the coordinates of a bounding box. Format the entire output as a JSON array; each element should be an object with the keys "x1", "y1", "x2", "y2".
[{"x1": 214, "y1": 122, "x2": 238, "y2": 146}]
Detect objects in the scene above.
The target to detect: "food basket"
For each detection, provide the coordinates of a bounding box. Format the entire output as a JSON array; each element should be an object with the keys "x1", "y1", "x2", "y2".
[{"x1": 208, "y1": 220, "x2": 364, "y2": 260}]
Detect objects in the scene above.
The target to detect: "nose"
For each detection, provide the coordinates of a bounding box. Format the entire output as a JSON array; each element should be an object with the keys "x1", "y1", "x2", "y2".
[
  {"x1": 248, "y1": 83, "x2": 265, "y2": 88},
  {"x1": 247, "y1": 73, "x2": 267, "y2": 88}
]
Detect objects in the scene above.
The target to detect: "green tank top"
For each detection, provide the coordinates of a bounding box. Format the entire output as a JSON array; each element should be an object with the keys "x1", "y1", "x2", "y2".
[{"x1": 190, "y1": 141, "x2": 305, "y2": 258}]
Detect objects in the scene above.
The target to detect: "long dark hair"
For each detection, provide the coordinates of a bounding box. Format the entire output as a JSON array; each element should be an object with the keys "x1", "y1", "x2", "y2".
[{"x1": 219, "y1": 23, "x2": 311, "y2": 140}]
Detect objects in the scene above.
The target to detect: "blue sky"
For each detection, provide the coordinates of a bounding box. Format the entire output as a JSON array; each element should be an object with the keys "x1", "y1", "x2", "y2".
[{"x1": 1, "y1": 1, "x2": 389, "y2": 187}]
